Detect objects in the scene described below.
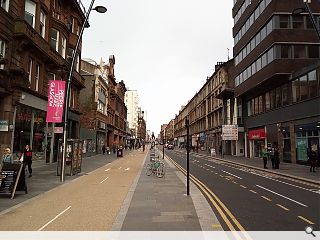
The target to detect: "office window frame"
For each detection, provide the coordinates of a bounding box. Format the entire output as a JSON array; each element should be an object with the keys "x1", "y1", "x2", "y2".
[
  {"x1": 25, "y1": 0, "x2": 36, "y2": 28},
  {"x1": 39, "y1": 10, "x2": 46, "y2": 38}
]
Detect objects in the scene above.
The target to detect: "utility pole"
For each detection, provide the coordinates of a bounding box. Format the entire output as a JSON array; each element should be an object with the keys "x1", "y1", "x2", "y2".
[{"x1": 185, "y1": 117, "x2": 190, "y2": 196}]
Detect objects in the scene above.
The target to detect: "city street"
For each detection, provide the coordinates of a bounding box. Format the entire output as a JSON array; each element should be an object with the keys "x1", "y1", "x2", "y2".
[{"x1": 164, "y1": 148, "x2": 320, "y2": 231}]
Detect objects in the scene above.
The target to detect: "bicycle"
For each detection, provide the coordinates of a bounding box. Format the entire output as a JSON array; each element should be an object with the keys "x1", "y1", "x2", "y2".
[{"x1": 146, "y1": 157, "x2": 165, "y2": 178}]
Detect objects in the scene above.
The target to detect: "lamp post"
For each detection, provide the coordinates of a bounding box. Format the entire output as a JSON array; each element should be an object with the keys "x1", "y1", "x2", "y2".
[
  {"x1": 60, "y1": 0, "x2": 107, "y2": 182},
  {"x1": 185, "y1": 116, "x2": 190, "y2": 196},
  {"x1": 293, "y1": 0, "x2": 320, "y2": 41}
]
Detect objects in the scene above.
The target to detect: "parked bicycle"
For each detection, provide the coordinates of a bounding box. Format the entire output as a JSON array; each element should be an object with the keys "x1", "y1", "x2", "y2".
[{"x1": 146, "y1": 156, "x2": 165, "y2": 178}]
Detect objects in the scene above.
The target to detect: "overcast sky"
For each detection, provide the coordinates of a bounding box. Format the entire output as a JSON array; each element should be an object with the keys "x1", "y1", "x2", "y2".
[{"x1": 82, "y1": 0, "x2": 234, "y2": 135}]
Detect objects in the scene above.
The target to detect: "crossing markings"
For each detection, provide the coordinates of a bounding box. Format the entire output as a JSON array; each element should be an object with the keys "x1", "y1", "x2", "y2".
[
  {"x1": 298, "y1": 216, "x2": 315, "y2": 225},
  {"x1": 261, "y1": 196, "x2": 272, "y2": 202},
  {"x1": 249, "y1": 190, "x2": 257, "y2": 194},
  {"x1": 232, "y1": 181, "x2": 238, "y2": 184},
  {"x1": 276, "y1": 204, "x2": 289, "y2": 211},
  {"x1": 240, "y1": 185, "x2": 247, "y2": 189},
  {"x1": 105, "y1": 168, "x2": 111, "y2": 172}
]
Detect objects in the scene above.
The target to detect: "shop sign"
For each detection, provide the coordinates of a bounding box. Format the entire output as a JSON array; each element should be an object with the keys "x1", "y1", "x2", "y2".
[
  {"x1": 46, "y1": 80, "x2": 66, "y2": 123},
  {"x1": 248, "y1": 128, "x2": 266, "y2": 140},
  {"x1": 54, "y1": 127, "x2": 63, "y2": 133},
  {"x1": 0, "y1": 120, "x2": 9, "y2": 131},
  {"x1": 296, "y1": 138, "x2": 308, "y2": 162},
  {"x1": 222, "y1": 125, "x2": 238, "y2": 140}
]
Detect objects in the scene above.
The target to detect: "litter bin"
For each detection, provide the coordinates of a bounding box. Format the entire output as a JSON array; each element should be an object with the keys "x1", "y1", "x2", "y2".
[{"x1": 117, "y1": 147, "x2": 123, "y2": 157}]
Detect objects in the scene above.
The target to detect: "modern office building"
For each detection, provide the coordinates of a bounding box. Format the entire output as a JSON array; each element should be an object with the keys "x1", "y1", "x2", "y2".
[{"x1": 232, "y1": 0, "x2": 320, "y2": 163}]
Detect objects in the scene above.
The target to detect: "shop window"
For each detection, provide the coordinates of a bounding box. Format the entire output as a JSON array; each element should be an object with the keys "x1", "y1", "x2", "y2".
[
  {"x1": 294, "y1": 45, "x2": 306, "y2": 58},
  {"x1": 300, "y1": 75, "x2": 308, "y2": 100},
  {"x1": 308, "y1": 70, "x2": 318, "y2": 98}
]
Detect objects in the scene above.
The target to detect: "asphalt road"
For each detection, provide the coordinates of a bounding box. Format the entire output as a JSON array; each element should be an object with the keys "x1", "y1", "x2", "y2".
[{"x1": 164, "y1": 148, "x2": 320, "y2": 231}]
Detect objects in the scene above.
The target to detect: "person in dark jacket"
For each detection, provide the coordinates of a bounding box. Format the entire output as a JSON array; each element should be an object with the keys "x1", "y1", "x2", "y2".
[
  {"x1": 308, "y1": 149, "x2": 317, "y2": 173},
  {"x1": 273, "y1": 143, "x2": 280, "y2": 169},
  {"x1": 102, "y1": 145, "x2": 106, "y2": 155},
  {"x1": 23, "y1": 145, "x2": 33, "y2": 177}
]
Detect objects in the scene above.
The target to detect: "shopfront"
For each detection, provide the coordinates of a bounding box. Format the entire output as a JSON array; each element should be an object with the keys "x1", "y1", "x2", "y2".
[{"x1": 248, "y1": 128, "x2": 266, "y2": 158}]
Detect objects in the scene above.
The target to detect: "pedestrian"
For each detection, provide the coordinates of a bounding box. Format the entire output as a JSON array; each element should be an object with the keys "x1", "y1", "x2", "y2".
[
  {"x1": 112, "y1": 144, "x2": 116, "y2": 154},
  {"x1": 261, "y1": 146, "x2": 269, "y2": 169},
  {"x1": 142, "y1": 141, "x2": 145, "y2": 152},
  {"x1": 23, "y1": 145, "x2": 33, "y2": 177},
  {"x1": 273, "y1": 143, "x2": 280, "y2": 169},
  {"x1": 1, "y1": 148, "x2": 13, "y2": 170},
  {"x1": 102, "y1": 145, "x2": 106, "y2": 155},
  {"x1": 308, "y1": 149, "x2": 317, "y2": 173}
]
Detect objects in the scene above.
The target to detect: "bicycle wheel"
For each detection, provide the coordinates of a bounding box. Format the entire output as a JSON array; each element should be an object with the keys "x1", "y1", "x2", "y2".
[
  {"x1": 157, "y1": 164, "x2": 164, "y2": 178},
  {"x1": 146, "y1": 163, "x2": 152, "y2": 176}
]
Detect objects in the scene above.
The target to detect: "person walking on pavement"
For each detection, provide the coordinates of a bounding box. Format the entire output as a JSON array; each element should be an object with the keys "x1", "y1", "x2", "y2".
[
  {"x1": 273, "y1": 143, "x2": 280, "y2": 169},
  {"x1": 23, "y1": 145, "x2": 33, "y2": 177},
  {"x1": 261, "y1": 146, "x2": 269, "y2": 169},
  {"x1": 142, "y1": 140, "x2": 145, "y2": 152},
  {"x1": 308, "y1": 148, "x2": 317, "y2": 172},
  {"x1": 102, "y1": 145, "x2": 106, "y2": 155},
  {"x1": 1, "y1": 148, "x2": 13, "y2": 170}
]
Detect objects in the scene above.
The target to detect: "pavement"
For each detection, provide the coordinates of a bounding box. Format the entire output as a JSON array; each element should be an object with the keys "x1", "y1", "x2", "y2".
[{"x1": 1, "y1": 145, "x2": 319, "y2": 231}]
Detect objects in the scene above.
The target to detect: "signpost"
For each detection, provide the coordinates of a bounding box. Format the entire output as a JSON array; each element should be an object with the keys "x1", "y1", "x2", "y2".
[{"x1": 222, "y1": 125, "x2": 238, "y2": 141}]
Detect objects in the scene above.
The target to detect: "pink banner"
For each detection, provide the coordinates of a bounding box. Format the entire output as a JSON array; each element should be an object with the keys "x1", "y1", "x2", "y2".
[{"x1": 46, "y1": 80, "x2": 66, "y2": 123}]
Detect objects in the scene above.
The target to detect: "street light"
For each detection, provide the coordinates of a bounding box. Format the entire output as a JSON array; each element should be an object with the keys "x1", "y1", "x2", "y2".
[
  {"x1": 61, "y1": 0, "x2": 107, "y2": 182},
  {"x1": 293, "y1": 0, "x2": 320, "y2": 41}
]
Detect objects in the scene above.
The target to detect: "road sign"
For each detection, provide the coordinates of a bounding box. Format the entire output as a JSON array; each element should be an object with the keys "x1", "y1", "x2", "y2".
[{"x1": 222, "y1": 125, "x2": 238, "y2": 140}]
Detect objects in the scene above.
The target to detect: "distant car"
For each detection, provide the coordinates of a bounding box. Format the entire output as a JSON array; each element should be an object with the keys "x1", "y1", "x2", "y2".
[{"x1": 167, "y1": 144, "x2": 174, "y2": 150}]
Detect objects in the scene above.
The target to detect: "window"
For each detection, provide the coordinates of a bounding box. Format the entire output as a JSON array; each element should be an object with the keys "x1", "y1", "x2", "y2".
[
  {"x1": 267, "y1": 47, "x2": 274, "y2": 64},
  {"x1": 260, "y1": 26, "x2": 267, "y2": 40},
  {"x1": 308, "y1": 45, "x2": 319, "y2": 58},
  {"x1": 48, "y1": 72, "x2": 55, "y2": 81},
  {"x1": 294, "y1": 45, "x2": 306, "y2": 58},
  {"x1": 261, "y1": 53, "x2": 267, "y2": 68},
  {"x1": 251, "y1": 62, "x2": 256, "y2": 75},
  {"x1": 266, "y1": 19, "x2": 273, "y2": 35},
  {"x1": 279, "y1": 15, "x2": 290, "y2": 29},
  {"x1": 258, "y1": 96, "x2": 263, "y2": 113},
  {"x1": 308, "y1": 70, "x2": 318, "y2": 98},
  {"x1": 0, "y1": 39, "x2": 5, "y2": 70},
  {"x1": 50, "y1": 29, "x2": 59, "y2": 51},
  {"x1": 254, "y1": 97, "x2": 259, "y2": 114},
  {"x1": 98, "y1": 100, "x2": 105, "y2": 112},
  {"x1": 292, "y1": 79, "x2": 300, "y2": 103},
  {"x1": 247, "y1": 101, "x2": 251, "y2": 116},
  {"x1": 256, "y1": 57, "x2": 262, "y2": 72},
  {"x1": 300, "y1": 75, "x2": 308, "y2": 100},
  {"x1": 275, "y1": 87, "x2": 282, "y2": 108},
  {"x1": 35, "y1": 64, "x2": 40, "y2": 91},
  {"x1": 28, "y1": 58, "x2": 33, "y2": 85},
  {"x1": 25, "y1": 0, "x2": 36, "y2": 28},
  {"x1": 0, "y1": 0, "x2": 9, "y2": 11},
  {"x1": 60, "y1": 36, "x2": 66, "y2": 58},
  {"x1": 67, "y1": 48, "x2": 74, "y2": 64},
  {"x1": 292, "y1": 15, "x2": 304, "y2": 29},
  {"x1": 270, "y1": 89, "x2": 276, "y2": 109},
  {"x1": 69, "y1": 16, "x2": 74, "y2": 33},
  {"x1": 265, "y1": 92, "x2": 270, "y2": 110},
  {"x1": 39, "y1": 10, "x2": 46, "y2": 38},
  {"x1": 282, "y1": 83, "x2": 289, "y2": 106},
  {"x1": 276, "y1": 45, "x2": 291, "y2": 58}
]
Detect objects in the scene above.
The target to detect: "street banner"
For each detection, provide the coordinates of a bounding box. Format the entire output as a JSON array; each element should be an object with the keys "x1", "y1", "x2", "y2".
[{"x1": 46, "y1": 80, "x2": 66, "y2": 123}]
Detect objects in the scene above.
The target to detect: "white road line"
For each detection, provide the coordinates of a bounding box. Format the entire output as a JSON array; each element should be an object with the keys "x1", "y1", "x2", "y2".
[
  {"x1": 204, "y1": 164, "x2": 215, "y2": 169},
  {"x1": 256, "y1": 185, "x2": 308, "y2": 207},
  {"x1": 125, "y1": 168, "x2": 130, "y2": 171},
  {"x1": 222, "y1": 170, "x2": 242, "y2": 179},
  {"x1": 100, "y1": 176, "x2": 109, "y2": 184},
  {"x1": 250, "y1": 172, "x2": 320, "y2": 194},
  {"x1": 38, "y1": 206, "x2": 71, "y2": 231},
  {"x1": 105, "y1": 168, "x2": 111, "y2": 172}
]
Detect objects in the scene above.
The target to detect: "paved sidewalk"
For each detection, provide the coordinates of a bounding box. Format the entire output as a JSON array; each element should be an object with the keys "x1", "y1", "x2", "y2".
[
  {"x1": 112, "y1": 149, "x2": 222, "y2": 231},
  {"x1": 180, "y1": 149, "x2": 319, "y2": 185}
]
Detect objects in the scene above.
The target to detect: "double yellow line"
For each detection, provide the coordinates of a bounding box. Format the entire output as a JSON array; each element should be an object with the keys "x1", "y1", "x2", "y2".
[{"x1": 166, "y1": 155, "x2": 252, "y2": 240}]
